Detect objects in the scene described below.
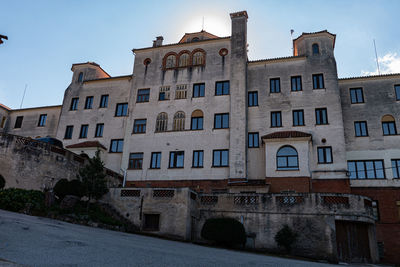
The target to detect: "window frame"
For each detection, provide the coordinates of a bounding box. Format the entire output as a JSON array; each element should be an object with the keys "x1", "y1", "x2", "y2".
[
  {"x1": 214, "y1": 113, "x2": 229, "y2": 129},
  {"x1": 212, "y1": 149, "x2": 229, "y2": 167},
  {"x1": 150, "y1": 152, "x2": 161, "y2": 169},
  {"x1": 312, "y1": 43, "x2": 320, "y2": 55},
  {"x1": 192, "y1": 150, "x2": 204, "y2": 168},
  {"x1": 133, "y1": 119, "x2": 147, "y2": 134},
  {"x1": 347, "y1": 160, "x2": 386, "y2": 179},
  {"x1": 276, "y1": 146, "x2": 299, "y2": 170},
  {"x1": 312, "y1": 74, "x2": 325, "y2": 89},
  {"x1": 191, "y1": 116, "x2": 203, "y2": 130},
  {"x1": 349, "y1": 88, "x2": 364, "y2": 104},
  {"x1": 169, "y1": 151, "x2": 184, "y2": 169},
  {"x1": 315, "y1": 108, "x2": 328, "y2": 125},
  {"x1": 64, "y1": 125, "x2": 73, "y2": 139},
  {"x1": 395, "y1": 85, "x2": 400, "y2": 101},
  {"x1": 14, "y1": 116, "x2": 23, "y2": 129},
  {"x1": 95, "y1": 123, "x2": 104, "y2": 137},
  {"x1": 354, "y1": 121, "x2": 368, "y2": 137},
  {"x1": 271, "y1": 111, "x2": 282, "y2": 127},
  {"x1": 193, "y1": 83, "x2": 205, "y2": 98},
  {"x1": 37, "y1": 114, "x2": 47, "y2": 127},
  {"x1": 99, "y1": 94, "x2": 109, "y2": 108},
  {"x1": 382, "y1": 121, "x2": 397, "y2": 135},
  {"x1": 128, "y1": 153, "x2": 144, "y2": 170},
  {"x1": 70, "y1": 98, "x2": 79, "y2": 111},
  {"x1": 215, "y1": 81, "x2": 230, "y2": 96},
  {"x1": 115, "y1": 103, "x2": 128, "y2": 117},
  {"x1": 291, "y1": 76, "x2": 302, "y2": 92},
  {"x1": 391, "y1": 159, "x2": 400, "y2": 178},
  {"x1": 248, "y1": 132, "x2": 259, "y2": 148},
  {"x1": 248, "y1": 91, "x2": 258, "y2": 107},
  {"x1": 109, "y1": 139, "x2": 124, "y2": 153},
  {"x1": 292, "y1": 110, "x2": 305, "y2": 126},
  {"x1": 137, "y1": 89, "x2": 150, "y2": 103},
  {"x1": 79, "y1": 124, "x2": 89, "y2": 139},
  {"x1": 84, "y1": 96, "x2": 94, "y2": 109},
  {"x1": 270, "y1": 78, "x2": 281, "y2": 93},
  {"x1": 317, "y1": 146, "x2": 333, "y2": 164}
]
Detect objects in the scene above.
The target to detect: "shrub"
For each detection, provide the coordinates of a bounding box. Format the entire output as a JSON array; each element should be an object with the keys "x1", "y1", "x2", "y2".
[
  {"x1": 0, "y1": 175, "x2": 5, "y2": 189},
  {"x1": 53, "y1": 179, "x2": 69, "y2": 199},
  {"x1": 53, "y1": 179, "x2": 85, "y2": 199},
  {"x1": 275, "y1": 224, "x2": 298, "y2": 253},
  {"x1": 0, "y1": 188, "x2": 45, "y2": 213},
  {"x1": 201, "y1": 217, "x2": 246, "y2": 247}
]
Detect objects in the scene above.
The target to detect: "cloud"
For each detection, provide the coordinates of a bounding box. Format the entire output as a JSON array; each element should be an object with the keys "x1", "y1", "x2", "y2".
[{"x1": 362, "y1": 52, "x2": 400, "y2": 76}]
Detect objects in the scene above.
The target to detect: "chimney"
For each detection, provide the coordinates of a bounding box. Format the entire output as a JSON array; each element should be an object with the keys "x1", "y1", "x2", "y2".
[{"x1": 153, "y1": 36, "x2": 164, "y2": 47}]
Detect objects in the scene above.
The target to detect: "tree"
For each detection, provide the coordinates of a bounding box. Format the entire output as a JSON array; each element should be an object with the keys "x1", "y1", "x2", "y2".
[{"x1": 78, "y1": 150, "x2": 108, "y2": 203}]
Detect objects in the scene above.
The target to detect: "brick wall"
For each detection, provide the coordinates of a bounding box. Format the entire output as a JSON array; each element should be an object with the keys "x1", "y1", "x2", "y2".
[
  {"x1": 265, "y1": 177, "x2": 311, "y2": 193},
  {"x1": 312, "y1": 179, "x2": 351, "y2": 193}
]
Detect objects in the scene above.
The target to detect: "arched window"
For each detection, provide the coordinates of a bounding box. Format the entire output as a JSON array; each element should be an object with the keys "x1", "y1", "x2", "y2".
[
  {"x1": 192, "y1": 51, "x2": 205, "y2": 65},
  {"x1": 191, "y1": 110, "x2": 203, "y2": 130},
  {"x1": 155, "y1": 113, "x2": 168, "y2": 132},
  {"x1": 78, "y1": 72, "x2": 84, "y2": 82},
  {"x1": 191, "y1": 37, "x2": 200, "y2": 42},
  {"x1": 165, "y1": 54, "x2": 177, "y2": 69},
  {"x1": 277, "y1": 146, "x2": 299, "y2": 170},
  {"x1": 179, "y1": 53, "x2": 190, "y2": 67},
  {"x1": 173, "y1": 111, "x2": 185, "y2": 131},
  {"x1": 382, "y1": 115, "x2": 397, "y2": 135},
  {"x1": 312, "y1": 43, "x2": 319, "y2": 55}
]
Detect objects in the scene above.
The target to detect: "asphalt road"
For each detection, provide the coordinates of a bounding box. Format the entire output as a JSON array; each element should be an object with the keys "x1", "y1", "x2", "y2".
[{"x1": 0, "y1": 209, "x2": 336, "y2": 267}]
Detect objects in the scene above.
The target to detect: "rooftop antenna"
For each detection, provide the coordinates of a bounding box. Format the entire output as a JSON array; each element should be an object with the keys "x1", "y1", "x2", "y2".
[
  {"x1": 202, "y1": 16, "x2": 205, "y2": 31},
  {"x1": 373, "y1": 39, "x2": 381, "y2": 75},
  {"x1": 20, "y1": 84, "x2": 27, "y2": 109},
  {"x1": 290, "y1": 29, "x2": 294, "y2": 54}
]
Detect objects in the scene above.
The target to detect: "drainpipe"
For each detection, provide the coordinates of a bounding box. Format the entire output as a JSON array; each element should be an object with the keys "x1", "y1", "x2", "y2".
[{"x1": 120, "y1": 168, "x2": 127, "y2": 187}]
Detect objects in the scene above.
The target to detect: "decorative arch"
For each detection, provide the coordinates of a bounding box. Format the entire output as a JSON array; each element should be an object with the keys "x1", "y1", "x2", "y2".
[
  {"x1": 155, "y1": 112, "x2": 168, "y2": 132},
  {"x1": 382, "y1": 114, "x2": 395, "y2": 122},
  {"x1": 173, "y1": 111, "x2": 185, "y2": 131},
  {"x1": 191, "y1": 109, "x2": 203, "y2": 117},
  {"x1": 191, "y1": 109, "x2": 204, "y2": 130},
  {"x1": 178, "y1": 50, "x2": 191, "y2": 67},
  {"x1": 382, "y1": 114, "x2": 397, "y2": 135},
  {"x1": 163, "y1": 52, "x2": 178, "y2": 69},
  {"x1": 276, "y1": 145, "x2": 299, "y2": 170},
  {"x1": 312, "y1": 43, "x2": 320, "y2": 55},
  {"x1": 191, "y1": 48, "x2": 206, "y2": 66}
]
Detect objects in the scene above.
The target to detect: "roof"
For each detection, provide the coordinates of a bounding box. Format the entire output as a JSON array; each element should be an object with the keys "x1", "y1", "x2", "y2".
[
  {"x1": 178, "y1": 30, "x2": 219, "y2": 43},
  {"x1": 71, "y1": 62, "x2": 111, "y2": 78},
  {"x1": 339, "y1": 73, "x2": 400, "y2": 81},
  {"x1": 293, "y1": 30, "x2": 336, "y2": 50},
  {"x1": 248, "y1": 55, "x2": 306, "y2": 65},
  {"x1": 261, "y1": 131, "x2": 312, "y2": 140},
  {"x1": 66, "y1": 141, "x2": 106, "y2": 150},
  {"x1": 10, "y1": 105, "x2": 62, "y2": 112},
  {"x1": 84, "y1": 75, "x2": 132, "y2": 83},
  {"x1": 0, "y1": 103, "x2": 11, "y2": 111}
]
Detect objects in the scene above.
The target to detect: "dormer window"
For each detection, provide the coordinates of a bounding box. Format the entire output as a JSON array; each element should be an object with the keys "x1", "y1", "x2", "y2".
[
  {"x1": 78, "y1": 72, "x2": 84, "y2": 82},
  {"x1": 191, "y1": 37, "x2": 200, "y2": 42},
  {"x1": 312, "y1": 43, "x2": 320, "y2": 55}
]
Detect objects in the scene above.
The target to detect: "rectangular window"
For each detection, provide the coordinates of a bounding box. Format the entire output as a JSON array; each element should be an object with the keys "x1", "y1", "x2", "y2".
[
  {"x1": 248, "y1": 91, "x2": 258, "y2": 107},
  {"x1": 350, "y1": 88, "x2": 364, "y2": 104},
  {"x1": 95, "y1": 123, "x2": 104, "y2": 137},
  {"x1": 64, "y1": 125, "x2": 73, "y2": 139},
  {"x1": 382, "y1": 122, "x2": 397, "y2": 135},
  {"x1": 143, "y1": 214, "x2": 160, "y2": 231},
  {"x1": 79, "y1": 124, "x2": 88, "y2": 138},
  {"x1": 159, "y1": 86, "x2": 170, "y2": 101},
  {"x1": 315, "y1": 108, "x2": 328, "y2": 125},
  {"x1": 347, "y1": 160, "x2": 385, "y2": 179},
  {"x1": 110, "y1": 139, "x2": 124, "y2": 153},
  {"x1": 14, "y1": 116, "x2": 23, "y2": 128},
  {"x1": 133, "y1": 119, "x2": 147, "y2": 134},
  {"x1": 137, "y1": 89, "x2": 150, "y2": 103},
  {"x1": 270, "y1": 78, "x2": 281, "y2": 93},
  {"x1": 215, "y1": 81, "x2": 230, "y2": 95},
  {"x1": 192, "y1": 150, "x2": 204, "y2": 168},
  {"x1": 293, "y1": 110, "x2": 304, "y2": 126},
  {"x1": 391, "y1": 159, "x2": 400, "y2": 178},
  {"x1": 317, "y1": 147, "x2": 333, "y2": 164},
  {"x1": 214, "y1": 113, "x2": 229, "y2": 129},
  {"x1": 38, "y1": 114, "x2": 47, "y2": 127},
  {"x1": 291, "y1": 76, "x2": 302, "y2": 91},
  {"x1": 100, "y1": 95, "x2": 108, "y2": 108},
  {"x1": 191, "y1": 117, "x2": 203, "y2": 130},
  {"x1": 169, "y1": 151, "x2": 184, "y2": 168},
  {"x1": 312, "y1": 74, "x2": 325, "y2": 89},
  {"x1": 128, "y1": 153, "x2": 143, "y2": 169},
  {"x1": 115, "y1": 103, "x2": 128, "y2": 117},
  {"x1": 84, "y1": 96, "x2": 93, "y2": 109},
  {"x1": 175, "y1": 84, "x2": 187, "y2": 99},
  {"x1": 395, "y1": 85, "x2": 400, "y2": 101},
  {"x1": 150, "y1": 152, "x2": 161, "y2": 169},
  {"x1": 0, "y1": 116, "x2": 6, "y2": 128},
  {"x1": 70, "y1": 98, "x2": 79, "y2": 110},
  {"x1": 193, "y1": 83, "x2": 205, "y2": 98},
  {"x1": 213, "y1": 149, "x2": 229, "y2": 167},
  {"x1": 271, "y1": 111, "x2": 282, "y2": 127},
  {"x1": 248, "y1": 132, "x2": 259, "y2": 148},
  {"x1": 354, "y1": 121, "x2": 368, "y2": 137}
]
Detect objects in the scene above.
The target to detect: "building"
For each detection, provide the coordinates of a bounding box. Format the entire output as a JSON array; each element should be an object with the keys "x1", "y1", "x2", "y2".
[{"x1": 1, "y1": 11, "x2": 399, "y2": 264}]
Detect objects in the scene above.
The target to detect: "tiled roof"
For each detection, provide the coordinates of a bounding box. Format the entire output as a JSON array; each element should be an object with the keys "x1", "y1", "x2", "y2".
[
  {"x1": 133, "y1": 37, "x2": 230, "y2": 52},
  {"x1": 0, "y1": 103, "x2": 11, "y2": 111},
  {"x1": 262, "y1": 131, "x2": 312, "y2": 139},
  {"x1": 66, "y1": 141, "x2": 106, "y2": 150},
  {"x1": 293, "y1": 30, "x2": 336, "y2": 42},
  {"x1": 339, "y1": 73, "x2": 400, "y2": 81},
  {"x1": 84, "y1": 75, "x2": 132, "y2": 83},
  {"x1": 248, "y1": 55, "x2": 305, "y2": 64}
]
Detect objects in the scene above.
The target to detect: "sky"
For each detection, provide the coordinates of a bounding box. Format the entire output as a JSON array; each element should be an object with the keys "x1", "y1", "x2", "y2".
[{"x1": 1, "y1": 0, "x2": 400, "y2": 109}]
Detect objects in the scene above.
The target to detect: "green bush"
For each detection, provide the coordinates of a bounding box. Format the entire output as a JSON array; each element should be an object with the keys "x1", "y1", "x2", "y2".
[
  {"x1": 0, "y1": 188, "x2": 45, "y2": 213},
  {"x1": 201, "y1": 217, "x2": 246, "y2": 247},
  {"x1": 274, "y1": 224, "x2": 298, "y2": 253},
  {"x1": 0, "y1": 175, "x2": 5, "y2": 189},
  {"x1": 53, "y1": 179, "x2": 84, "y2": 199}
]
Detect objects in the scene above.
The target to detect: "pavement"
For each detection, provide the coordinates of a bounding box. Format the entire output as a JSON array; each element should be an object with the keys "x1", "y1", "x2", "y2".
[{"x1": 0, "y1": 209, "x2": 342, "y2": 266}]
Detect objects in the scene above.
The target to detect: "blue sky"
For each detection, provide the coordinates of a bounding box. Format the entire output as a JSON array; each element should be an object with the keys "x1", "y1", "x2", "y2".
[{"x1": 1, "y1": 0, "x2": 399, "y2": 109}]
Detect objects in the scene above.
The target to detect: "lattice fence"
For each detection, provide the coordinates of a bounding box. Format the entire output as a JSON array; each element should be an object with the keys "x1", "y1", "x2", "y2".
[
  {"x1": 234, "y1": 196, "x2": 258, "y2": 205},
  {"x1": 153, "y1": 189, "x2": 175, "y2": 198},
  {"x1": 200, "y1": 195, "x2": 218, "y2": 205},
  {"x1": 322, "y1": 196, "x2": 349, "y2": 207},
  {"x1": 120, "y1": 189, "x2": 141, "y2": 197},
  {"x1": 276, "y1": 195, "x2": 304, "y2": 205}
]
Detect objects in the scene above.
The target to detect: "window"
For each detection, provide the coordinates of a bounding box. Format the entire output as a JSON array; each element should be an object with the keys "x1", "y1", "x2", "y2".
[
  {"x1": 159, "y1": 86, "x2": 170, "y2": 101},
  {"x1": 293, "y1": 110, "x2": 304, "y2": 126},
  {"x1": 312, "y1": 74, "x2": 325, "y2": 89},
  {"x1": 70, "y1": 98, "x2": 79, "y2": 110},
  {"x1": 350, "y1": 88, "x2": 364, "y2": 104},
  {"x1": 110, "y1": 139, "x2": 124, "y2": 153},
  {"x1": 395, "y1": 85, "x2": 400, "y2": 101},
  {"x1": 312, "y1": 43, "x2": 319, "y2": 55},
  {"x1": 277, "y1": 146, "x2": 299, "y2": 170},
  {"x1": 179, "y1": 53, "x2": 190, "y2": 67},
  {"x1": 95, "y1": 123, "x2": 104, "y2": 137},
  {"x1": 84, "y1": 96, "x2": 93, "y2": 109},
  {"x1": 215, "y1": 81, "x2": 229, "y2": 95},
  {"x1": 99, "y1": 95, "x2": 108, "y2": 108},
  {"x1": 317, "y1": 147, "x2": 333, "y2": 164},
  {"x1": 150, "y1": 152, "x2": 161, "y2": 169},
  {"x1": 64, "y1": 125, "x2": 73, "y2": 139},
  {"x1": 248, "y1": 91, "x2": 258, "y2": 107},
  {"x1": 192, "y1": 150, "x2": 204, "y2": 168},
  {"x1": 137, "y1": 89, "x2": 150, "y2": 103},
  {"x1": 213, "y1": 149, "x2": 229, "y2": 167},
  {"x1": 133, "y1": 119, "x2": 147, "y2": 134},
  {"x1": 315, "y1": 108, "x2": 328, "y2": 125},
  {"x1": 78, "y1": 72, "x2": 83, "y2": 82},
  {"x1": 173, "y1": 111, "x2": 185, "y2": 131},
  {"x1": 143, "y1": 214, "x2": 160, "y2": 231},
  {"x1": 391, "y1": 159, "x2": 400, "y2": 178},
  {"x1": 271, "y1": 111, "x2": 282, "y2": 127},
  {"x1": 38, "y1": 114, "x2": 47, "y2": 127},
  {"x1": 214, "y1": 113, "x2": 229, "y2": 129},
  {"x1": 192, "y1": 51, "x2": 205, "y2": 65},
  {"x1": 14, "y1": 116, "x2": 23, "y2": 128},
  {"x1": 165, "y1": 54, "x2": 176, "y2": 68},
  {"x1": 270, "y1": 78, "x2": 280, "y2": 93},
  {"x1": 0, "y1": 116, "x2": 6, "y2": 128},
  {"x1": 79, "y1": 124, "x2": 88, "y2": 138},
  {"x1": 115, "y1": 103, "x2": 128, "y2": 117},
  {"x1": 169, "y1": 151, "x2": 184, "y2": 168},
  {"x1": 347, "y1": 160, "x2": 385, "y2": 179},
  {"x1": 155, "y1": 113, "x2": 168, "y2": 132},
  {"x1": 128, "y1": 153, "x2": 143, "y2": 169},
  {"x1": 291, "y1": 76, "x2": 302, "y2": 91},
  {"x1": 193, "y1": 83, "x2": 205, "y2": 98},
  {"x1": 248, "y1": 132, "x2": 259, "y2": 148},
  {"x1": 382, "y1": 115, "x2": 397, "y2": 135},
  {"x1": 354, "y1": 121, "x2": 368, "y2": 137},
  {"x1": 191, "y1": 110, "x2": 203, "y2": 130},
  {"x1": 175, "y1": 84, "x2": 187, "y2": 99}
]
